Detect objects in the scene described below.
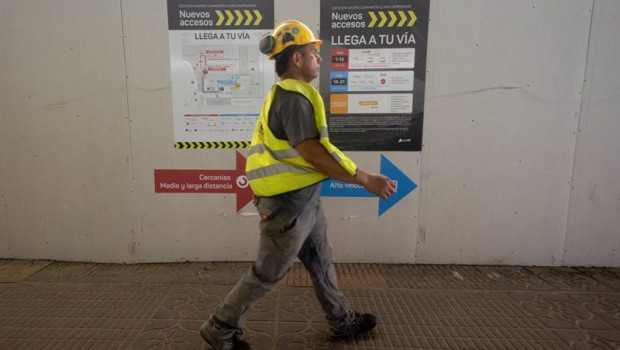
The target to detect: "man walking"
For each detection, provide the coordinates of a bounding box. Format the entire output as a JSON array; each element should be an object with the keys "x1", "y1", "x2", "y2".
[{"x1": 201, "y1": 20, "x2": 396, "y2": 350}]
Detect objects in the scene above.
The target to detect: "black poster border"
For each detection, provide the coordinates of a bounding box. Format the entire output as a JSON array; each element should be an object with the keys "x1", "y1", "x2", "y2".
[{"x1": 319, "y1": 0, "x2": 430, "y2": 152}]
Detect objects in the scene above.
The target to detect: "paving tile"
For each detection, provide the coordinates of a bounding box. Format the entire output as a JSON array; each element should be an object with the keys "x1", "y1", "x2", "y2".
[
  {"x1": 279, "y1": 287, "x2": 324, "y2": 324},
  {"x1": 244, "y1": 321, "x2": 277, "y2": 350},
  {"x1": 282, "y1": 263, "x2": 315, "y2": 287},
  {"x1": 526, "y1": 267, "x2": 615, "y2": 292},
  {"x1": 83, "y1": 263, "x2": 184, "y2": 284},
  {"x1": 378, "y1": 264, "x2": 552, "y2": 291},
  {"x1": 568, "y1": 293, "x2": 620, "y2": 330},
  {"x1": 339, "y1": 264, "x2": 387, "y2": 288},
  {"x1": 475, "y1": 265, "x2": 555, "y2": 291},
  {"x1": 0, "y1": 260, "x2": 53, "y2": 283},
  {"x1": 275, "y1": 286, "x2": 570, "y2": 349},
  {"x1": 129, "y1": 319, "x2": 204, "y2": 350},
  {"x1": 195, "y1": 262, "x2": 253, "y2": 286},
  {"x1": 26, "y1": 261, "x2": 186, "y2": 284},
  {"x1": 150, "y1": 284, "x2": 279, "y2": 323},
  {"x1": 0, "y1": 283, "x2": 168, "y2": 350},
  {"x1": 553, "y1": 328, "x2": 620, "y2": 350},
  {"x1": 128, "y1": 319, "x2": 276, "y2": 350},
  {"x1": 152, "y1": 285, "x2": 227, "y2": 321},
  {"x1": 246, "y1": 291, "x2": 280, "y2": 323},
  {"x1": 576, "y1": 267, "x2": 620, "y2": 292},
  {"x1": 276, "y1": 322, "x2": 341, "y2": 350},
  {"x1": 22, "y1": 261, "x2": 99, "y2": 283},
  {"x1": 0, "y1": 261, "x2": 619, "y2": 349},
  {"x1": 346, "y1": 289, "x2": 566, "y2": 349},
  {"x1": 173, "y1": 262, "x2": 252, "y2": 286}
]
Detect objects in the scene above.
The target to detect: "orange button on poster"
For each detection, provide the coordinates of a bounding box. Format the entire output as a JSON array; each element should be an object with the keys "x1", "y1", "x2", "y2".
[{"x1": 330, "y1": 94, "x2": 348, "y2": 114}]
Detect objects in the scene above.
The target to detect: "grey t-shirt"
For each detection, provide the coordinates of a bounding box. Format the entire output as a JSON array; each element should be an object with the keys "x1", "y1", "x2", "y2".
[
  {"x1": 266, "y1": 85, "x2": 322, "y2": 213},
  {"x1": 268, "y1": 86, "x2": 319, "y2": 145}
]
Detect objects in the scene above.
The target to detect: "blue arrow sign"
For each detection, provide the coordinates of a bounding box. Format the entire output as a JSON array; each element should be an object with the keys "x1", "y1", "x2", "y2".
[{"x1": 320, "y1": 155, "x2": 418, "y2": 216}]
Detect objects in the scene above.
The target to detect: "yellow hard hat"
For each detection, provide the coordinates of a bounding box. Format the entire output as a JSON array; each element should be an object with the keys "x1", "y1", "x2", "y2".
[{"x1": 259, "y1": 20, "x2": 322, "y2": 60}]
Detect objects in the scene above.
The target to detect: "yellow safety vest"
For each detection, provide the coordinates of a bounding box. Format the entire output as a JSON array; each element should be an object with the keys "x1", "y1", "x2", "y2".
[{"x1": 246, "y1": 79, "x2": 357, "y2": 197}]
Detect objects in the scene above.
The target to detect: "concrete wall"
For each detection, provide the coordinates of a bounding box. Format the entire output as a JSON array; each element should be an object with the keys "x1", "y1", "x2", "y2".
[
  {"x1": 0, "y1": 0, "x2": 136, "y2": 262},
  {"x1": 418, "y1": 0, "x2": 593, "y2": 265},
  {"x1": 1, "y1": 0, "x2": 618, "y2": 266}
]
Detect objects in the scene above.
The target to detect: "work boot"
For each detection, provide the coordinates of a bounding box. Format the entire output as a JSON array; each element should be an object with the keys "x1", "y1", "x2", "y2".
[
  {"x1": 200, "y1": 321, "x2": 251, "y2": 350},
  {"x1": 327, "y1": 311, "x2": 377, "y2": 339}
]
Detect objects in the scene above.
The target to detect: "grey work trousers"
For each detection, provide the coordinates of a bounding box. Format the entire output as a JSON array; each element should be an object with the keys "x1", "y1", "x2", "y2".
[{"x1": 210, "y1": 196, "x2": 351, "y2": 336}]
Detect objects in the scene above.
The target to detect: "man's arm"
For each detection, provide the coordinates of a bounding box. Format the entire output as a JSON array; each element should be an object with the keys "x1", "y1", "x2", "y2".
[{"x1": 295, "y1": 138, "x2": 396, "y2": 199}]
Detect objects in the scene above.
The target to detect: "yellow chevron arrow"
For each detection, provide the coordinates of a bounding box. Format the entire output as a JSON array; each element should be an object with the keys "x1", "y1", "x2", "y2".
[
  {"x1": 368, "y1": 11, "x2": 378, "y2": 27},
  {"x1": 253, "y1": 10, "x2": 262, "y2": 25},
  {"x1": 244, "y1": 10, "x2": 253, "y2": 25},
  {"x1": 378, "y1": 11, "x2": 387, "y2": 27},
  {"x1": 225, "y1": 10, "x2": 234, "y2": 25},
  {"x1": 408, "y1": 10, "x2": 417, "y2": 26},
  {"x1": 216, "y1": 10, "x2": 225, "y2": 26},
  {"x1": 234, "y1": 10, "x2": 243, "y2": 25},
  {"x1": 398, "y1": 11, "x2": 407, "y2": 27},
  {"x1": 388, "y1": 11, "x2": 397, "y2": 27}
]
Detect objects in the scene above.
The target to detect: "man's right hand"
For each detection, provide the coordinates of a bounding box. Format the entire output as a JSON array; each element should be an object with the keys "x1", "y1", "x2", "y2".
[{"x1": 355, "y1": 169, "x2": 396, "y2": 200}]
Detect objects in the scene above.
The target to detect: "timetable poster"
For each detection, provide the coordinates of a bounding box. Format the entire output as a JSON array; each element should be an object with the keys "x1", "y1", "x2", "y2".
[
  {"x1": 167, "y1": 0, "x2": 275, "y2": 149},
  {"x1": 319, "y1": 0, "x2": 430, "y2": 151}
]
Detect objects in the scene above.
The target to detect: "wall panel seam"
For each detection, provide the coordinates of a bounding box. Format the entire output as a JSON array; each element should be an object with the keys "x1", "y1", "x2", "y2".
[
  {"x1": 562, "y1": 0, "x2": 597, "y2": 266},
  {"x1": 0, "y1": 157, "x2": 11, "y2": 257},
  {"x1": 119, "y1": 0, "x2": 139, "y2": 263}
]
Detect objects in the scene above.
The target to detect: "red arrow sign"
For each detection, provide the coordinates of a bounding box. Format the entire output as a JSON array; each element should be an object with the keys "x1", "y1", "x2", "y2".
[{"x1": 154, "y1": 151, "x2": 253, "y2": 211}]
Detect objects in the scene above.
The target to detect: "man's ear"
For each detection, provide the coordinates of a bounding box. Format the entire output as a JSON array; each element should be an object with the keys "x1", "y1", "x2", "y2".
[{"x1": 291, "y1": 51, "x2": 302, "y2": 68}]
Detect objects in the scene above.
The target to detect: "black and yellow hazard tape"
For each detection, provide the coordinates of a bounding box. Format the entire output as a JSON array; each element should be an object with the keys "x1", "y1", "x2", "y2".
[
  {"x1": 174, "y1": 141, "x2": 251, "y2": 149},
  {"x1": 368, "y1": 10, "x2": 417, "y2": 28},
  {"x1": 215, "y1": 9, "x2": 263, "y2": 26}
]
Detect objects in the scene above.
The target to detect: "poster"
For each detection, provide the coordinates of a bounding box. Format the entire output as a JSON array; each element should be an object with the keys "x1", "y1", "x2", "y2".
[
  {"x1": 319, "y1": 0, "x2": 430, "y2": 151},
  {"x1": 167, "y1": 0, "x2": 275, "y2": 149}
]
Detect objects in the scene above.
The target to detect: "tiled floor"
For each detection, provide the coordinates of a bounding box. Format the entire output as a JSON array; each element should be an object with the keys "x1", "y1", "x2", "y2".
[{"x1": 0, "y1": 259, "x2": 619, "y2": 349}]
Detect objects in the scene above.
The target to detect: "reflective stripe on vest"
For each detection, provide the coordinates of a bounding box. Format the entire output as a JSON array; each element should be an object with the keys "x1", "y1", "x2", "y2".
[{"x1": 245, "y1": 79, "x2": 357, "y2": 197}]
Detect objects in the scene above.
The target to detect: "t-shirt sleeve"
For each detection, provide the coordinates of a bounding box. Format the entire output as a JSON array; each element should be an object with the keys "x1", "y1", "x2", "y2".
[{"x1": 274, "y1": 93, "x2": 319, "y2": 146}]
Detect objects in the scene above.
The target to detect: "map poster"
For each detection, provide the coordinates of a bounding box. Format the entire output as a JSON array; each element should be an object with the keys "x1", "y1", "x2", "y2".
[
  {"x1": 167, "y1": 0, "x2": 275, "y2": 149},
  {"x1": 319, "y1": 0, "x2": 430, "y2": 151}
]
